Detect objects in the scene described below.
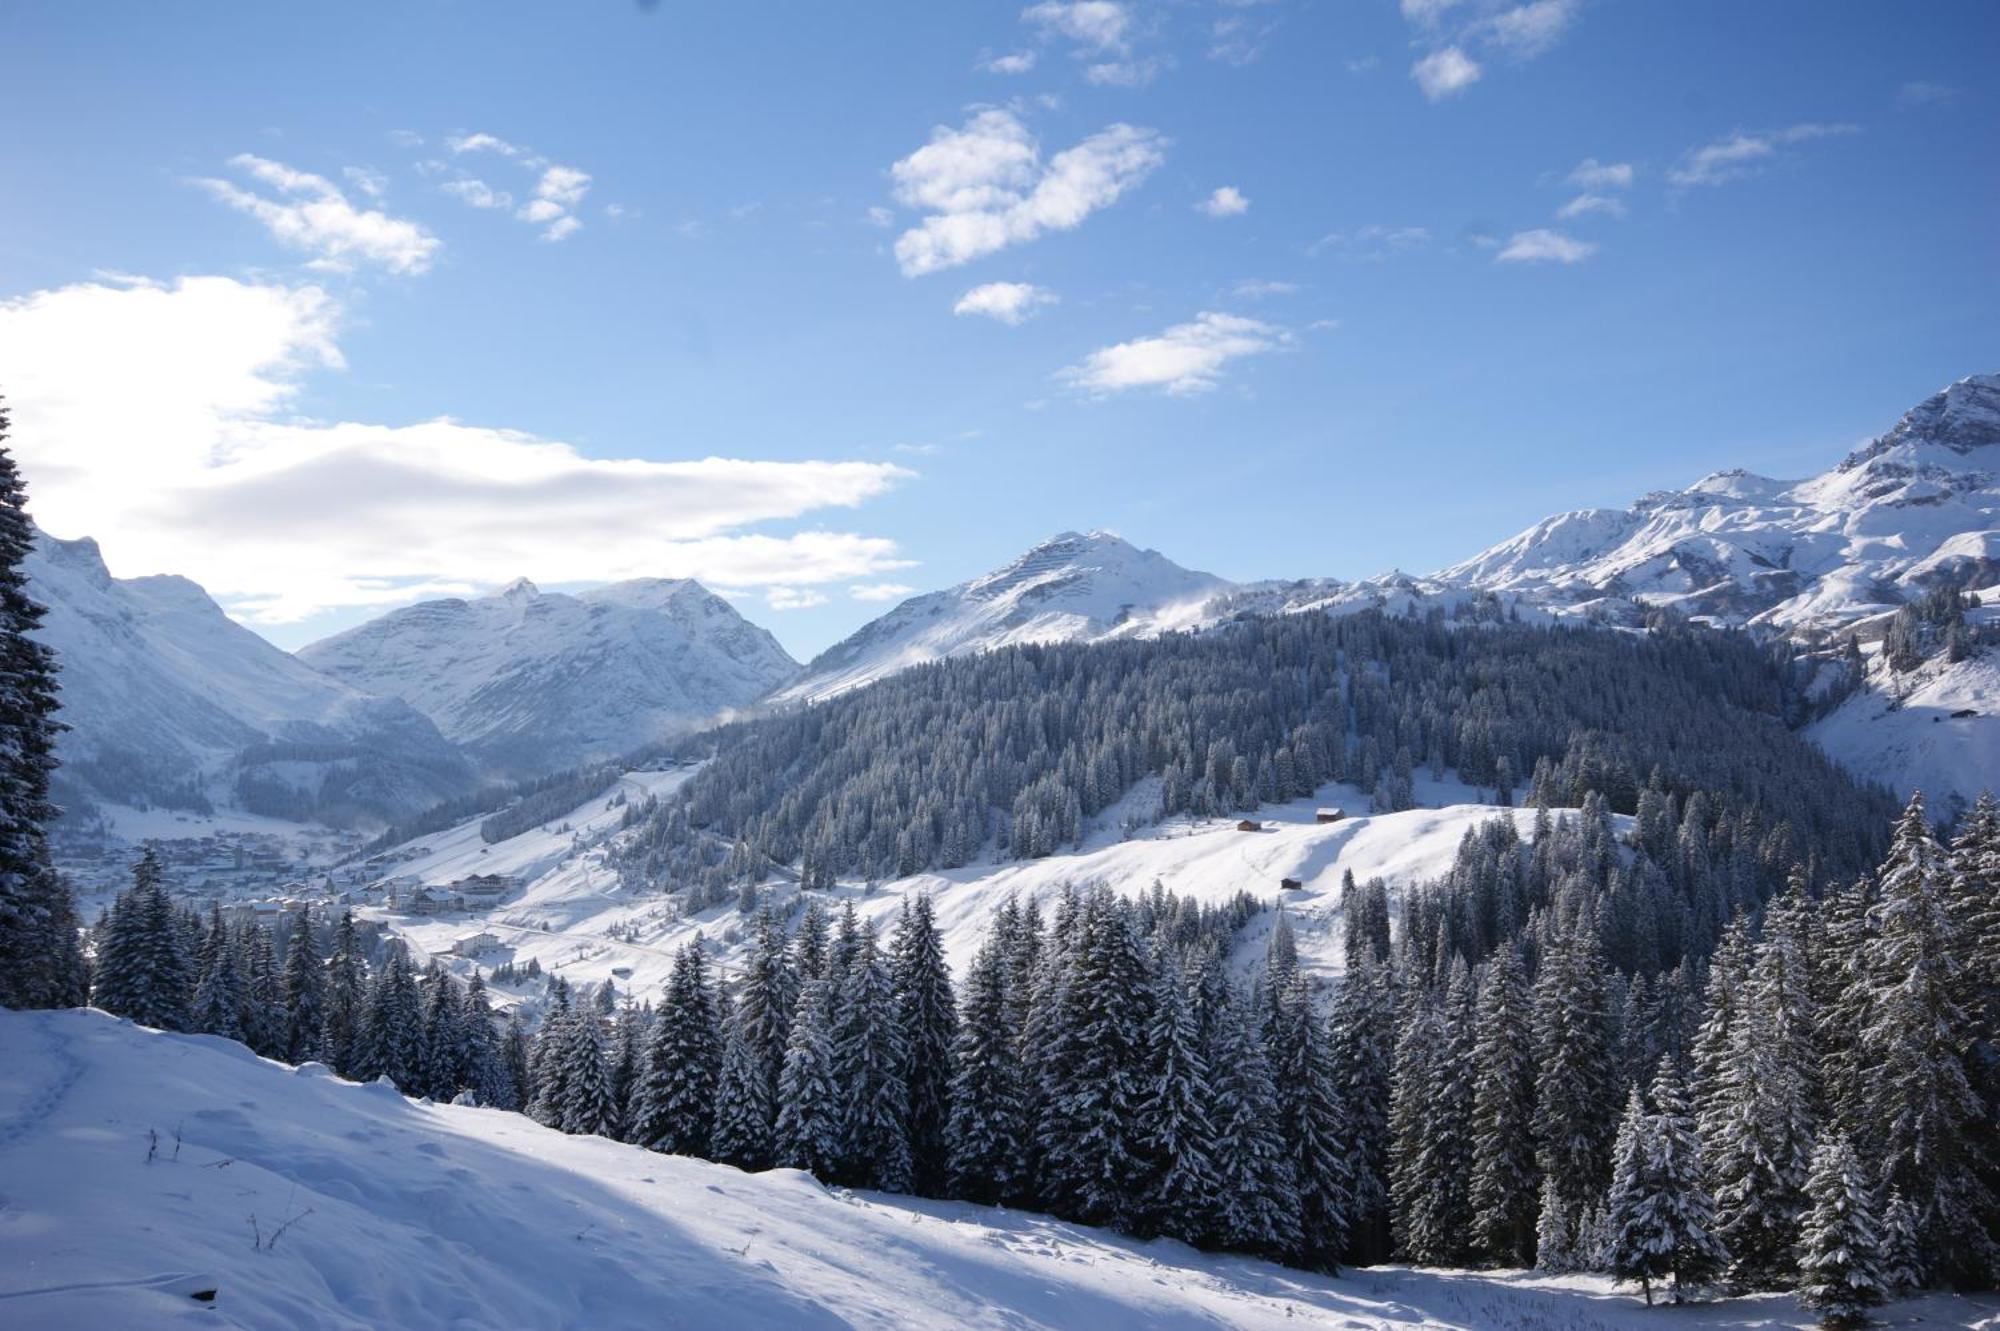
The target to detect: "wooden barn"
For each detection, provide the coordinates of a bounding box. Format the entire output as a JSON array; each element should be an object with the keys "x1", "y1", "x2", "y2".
[
  {"x1": 1281, "y1": 877, "x2": 1304, "y2": 891},
  {"x1": 1236, "y1": 819, "x2": 1262, "y2": 833},
  {"x1": 1315, "y1": 807, "x2": 1345, "y2": 824}
]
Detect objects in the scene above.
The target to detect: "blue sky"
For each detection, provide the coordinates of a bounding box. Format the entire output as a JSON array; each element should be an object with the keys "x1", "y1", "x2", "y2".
[{"x1": 2, "y1": 0, "x2": 1995, "y2": 659}]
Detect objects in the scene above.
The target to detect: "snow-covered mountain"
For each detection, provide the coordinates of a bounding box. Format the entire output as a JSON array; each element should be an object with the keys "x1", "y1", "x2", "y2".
[
  {"x1": 27, "y1": 531, "x2": 473, "y2": 826},
  {"x1": 776, "y1": 530, "x2": 1232, "y2": 704},
  {"x1": 299, "y1": 577, "x2": 798, "y2": 779},
  {"x1": 1438, "y1": 372, "x2": 2000, "y2": 634}
]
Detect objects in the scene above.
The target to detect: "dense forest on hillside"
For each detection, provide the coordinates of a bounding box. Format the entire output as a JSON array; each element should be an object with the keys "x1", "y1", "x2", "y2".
[{"x1": 618, "y1": 611, "x2": 1897, "y2": 910}]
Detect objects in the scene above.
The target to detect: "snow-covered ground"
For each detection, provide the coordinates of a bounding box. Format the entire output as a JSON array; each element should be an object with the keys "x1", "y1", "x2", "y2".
[
  {"x1": 370, "y1": 769, "x2": 1563, "y2": 1004},
  {"x1": 4, "y1": 1009, "x2": 1992, "y2": 1330}
]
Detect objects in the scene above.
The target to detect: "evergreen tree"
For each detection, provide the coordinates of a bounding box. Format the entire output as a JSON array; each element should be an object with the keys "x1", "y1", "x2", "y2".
[
  {"x1": 632, "y1": 943, "x2": 721, "y2": 1156},
  {"x1": 1330, "y1": 949, "x2": 1397, "y2": 1265},
  {"x1": 1203, "y1": 984, "x2": 1299, "y2": 1259},
  {"x1": 1879, "y1": 1190, "x2": 1923, "y2": 1296},
  {"x1": 1267, "y1": 966, "x2": 1350, "y2": 1270},
  {"x1": 558, "y1": 1006, "x2": 617, "y2": 1137},
  {"x1": 1853, "y1": 792, "x2": 1996, "y2": 1286},
  {"x1": 947, "y1": 935, "x2": 1030, "y2": 1206},
  {"x1": 888, "y1": 895, "x2": 957, "y2": 1197},
  {"x1": 1533, "y1": 916, "x2": 1617, "y2": 1214},
  {"x1": 606, "y1": 1003, "x2": 645, "y2": 1142},
  {"x1": 1390, "y1": 982, "x2": 1474, "y2": 1266},
  {"x1": 727, "y1": 907, "x2": 795, "y2": 1162},
  {"x1": 461, "y1": 974, "x2": 512, "y2": 1108},
  {"x1": 91, "y1": 849, "x2": 189, "y2": 1031},
  {"x1": 189, "y1": 906, "x2": 243, "y2": 1040},
  {"x1": 418, "y1": 963, "x2": 466, "y2": 1099},
  {"x1": 1797, "y1": 1131, "x2": 1889, "y2": 1329},
  {"x1": 1469, "y1": 947, "x2": 1539, "y2": 1267},
  {"x1": 712, "y1": 1008, "x2": 773, "y2": 1168},
  {"x1": 1130, "y1": 943, "x2": 1214, "y2": 1242},
  {"x1": 1536, "y1": 1174, "x2": 1579, "y2": 1273},
  {"x1": 358, "y1": 945, "x2": 424, "y2": 1089},
  {"x1": 775, "y1": 979, "x2": 841, "y2": 1177},
  {"x1": 321, "y1": 911, "x2": 365, "y2": 1078},
  {"x1": 279, "y1": 910, "x2": 325, "y2": 1063},
  {"x1": 0, "y1": 408, "x2": 74, "y2": 1011},
  {"x1": 831, "y1": 922, "x2": 910, "y2": 1192},
  {"x1": 237, "y1": 923, "x2": 282, "y2": 1058},
  {"x1": 1604, "y1": 1061, "x2": 1727, "y2": 1305}
]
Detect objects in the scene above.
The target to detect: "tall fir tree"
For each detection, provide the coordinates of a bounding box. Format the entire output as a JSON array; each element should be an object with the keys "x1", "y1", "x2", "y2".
[
  {"x1": 92, "y1": 849, "x2": 189, "y2": 1031},
  {"x1": 888, "y1": 894, "x2": 957, "y2": 1197},
  {"x1": 357, "y1": 945, "x2": 424, "y2": 1089},
  {"x1": 632, "y1": 943, "x2": 722, "y2": 1156},
  {"x1": 1468, "y1": 947, "x2": 1539, "y2": 1267},
  {"x1": 1330, "y1": 948, "x2": 1397, "y2": 1265},
  {"x1": 321, "y1": 911, "x2": 365, "y2": 1078},
  {"x1": 775, "y1": 978, "x2": 841, "y2": 1177},
  {"x1": 946, "y1": 934, "x2": 1030, "y2": 1206},
  {"x1": 1604, "y1": 1060, "x2": 1727, "y2": 1305},
  {"x1": 558, "y1": 1006, "x2": 618, "y2": 1138},
  {"x1": 1796, "y1": 1131, "x2": 1889, "y2": 1329},
  {"x1": 279, "y1": 910, "x2": 325, "y2": 1064},
  {"x1": 1532, "y1": 915, "x2": 1617, "y2": 1215},
  {"x1": 1130, "y1": 942, "x2": 1215, "y2": 1243},
  {"x1": 1202, "y1": 982, "x2": 1300, "y2": 1259},
  {"x1": 1267, "y1": 966, "x2": 1351, "y2": 1271},
  {"x1": 0, "y1": 406, "x2": 77, "y2": 1011},
  {"x1": 189, "y1": 906, "x2": 244, "y2": 1040},
  {"x1": 830, "y1": 921, "x2": 911, "y2": 1192}
]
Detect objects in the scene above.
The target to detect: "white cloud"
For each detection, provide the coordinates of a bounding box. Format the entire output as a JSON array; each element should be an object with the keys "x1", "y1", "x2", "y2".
[
  {"x1": 0, "y1": 276, "x2": 913, "y2": 622},
  {"x1": 1307, "y1": 225, "x2": 1430, "y2": 260},
  {"x1": 441, "y1": 177, "x2": 513, "y2": 210},
  {"x1": 518, "y1": 163, "x2": 592, "y2": 240},
  {"x1": 953, "y1": 282, "x2": 1058, "y2": 325},
  {"x1": 849, "y1": 582, "x2": 917, "y2": 602},
  {"x1": 1084, "y1": 57, "x2": 1167, "y2": 87},
  {"x1": 1024, "y1": 1, "x2": 1130, "y2": 53},
  {"x1": 1231, "y1": 278, "x2": 1298, "y2": 298},
  {"x1": 1209, "y1": 14, "x2": 1274, "y2": 66},
  {"x1": 342, "y1": 166, "x2": 388, "y2": 200},
  {"x1": 1668, "y1": 123, "x2": 1858, "y2": 187},
  {"x1": 1198, "y1": 186, "x2": 1251, "y2": 218},
  {"x1": 1400, "y1": 0, "x2": 1461, "y2": 23},
  {"x1": 446, "y1": 132, "x2": 522, "y2": 157},
  {"x1": 983, "y1": 50, "x2": 1037, "y2": 74},
  {"x1": 1555, "y1": 192, "x2": 1625, "y2": 220},
  {"x1": 535, "y1": 165, "x2": 592, "y2": 209},
  {"x1": 1566, "y1": 157, "x2": 1634, "y2": 190},
  {"x1": 541, "y1": 216, "x2": 583, "y2": 243},
  {"x1": 1480, "y1": 0, "x2": 1578, "y2": 57},
  {"x1": 1495, "y1": 228, "x2": 1595, "y2": 263},
  {"x1": 196, "y1": 154, "x2": 441, "y2": 275},
  {"x1": 888, "y1": 109, "x2": 1166, "y2": 276},
  {"x1": 1412, "y1": 47, "x2": 1481, "y2": 100},
  {"x1": 1062, "y1": 311, "x2": 1290, "y2": 396},
  {"x1": 766, "y1": 586, "x2": 830, "y2": 611},
  {"x1": 1897, "y1": 81, "x2": 1959, "y2": 108}
]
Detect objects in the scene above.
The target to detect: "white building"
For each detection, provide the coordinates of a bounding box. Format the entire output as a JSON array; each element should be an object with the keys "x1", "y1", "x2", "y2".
[{"x1": 450, "y1": 931, "x2": 502, "y2": 958}]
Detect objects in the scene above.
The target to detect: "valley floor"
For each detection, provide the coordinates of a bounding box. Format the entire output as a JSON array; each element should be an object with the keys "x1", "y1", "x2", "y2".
[{"x1": 1, "y1": 1009, "x2": 1992, "y2": 1330}]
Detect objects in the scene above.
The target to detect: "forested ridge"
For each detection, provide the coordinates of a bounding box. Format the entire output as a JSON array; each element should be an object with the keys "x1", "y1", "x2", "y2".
[{"x1": 620, "y1": 611, "x2": 1895, "y2": 908}]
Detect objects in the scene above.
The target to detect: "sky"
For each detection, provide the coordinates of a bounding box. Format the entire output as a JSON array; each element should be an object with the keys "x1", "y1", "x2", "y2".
[{"x1": 1, "y1": 1, "x2": 1996, "y2": 661}]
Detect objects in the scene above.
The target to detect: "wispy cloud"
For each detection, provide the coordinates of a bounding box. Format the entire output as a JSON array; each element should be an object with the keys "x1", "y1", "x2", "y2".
[
  {"x1": 1669, "y1": 122, "x2": 1858, "y2": 187},
  {"x1": 1496, "y1": 228, "x2": 1595, "y2": 263},
  {"x1": 1231, "y1": 278, "x2": 1299, "y2": 299},
  {"x1": 195, "y1": 154, "x2": 441, "y2": 276},
  {"x1": 1062, "y1": 311, "x2": 1290, "y2": 396},
  {"x1": 849, "y1": 582, "x2": 917, "y2": 602},
  {"x1": 1896, "y1": 81, "x2": 1960, "y2": 108},
  {"x1": 431, "y1": 132, "x2": 593, "y2": 240},
  {"x1": 1197, "y1": 186, "x2": 1251, "y2": 218},
  {"x1": 441, "y1": 178, "x2": 512, "y2": 210},
  {"x1": 953, "y1": 281, "x2": 1059, "y2": 325},
  {"x1": 1556, "y1": 193, "x2": 1625, "y2": 220},
  {"x1": 982, "y1": 50, "x2": 1037, "y2": 74},
  {"x1": 887, "y1": 108, "x2": 1166, "y2": 276},
  {"x1": 1308, "y1": 225, "x2": 1430, "y2": 260},
  {"x1": 1566, "y1": 157, "x2": 1634, "y2": 190},
  {"x1": 1403, "y1": 0, "x2": 1581, "y2": 100}
]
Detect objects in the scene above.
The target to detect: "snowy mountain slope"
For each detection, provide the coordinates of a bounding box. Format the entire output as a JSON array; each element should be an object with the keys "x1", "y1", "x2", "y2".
[
  {"x1": 26, "y1": 531, "x2": 473, "y2": 826},
  {"x1": 6, "y1": 1010, "x2": 1990, "y2": 1330},
  {"x1": 299, "y1": 577, "x2": 798, "y2": 779},
  {"x1": 775, "y1": 530, "x2": 1232, "y2": 704},
  {"x1": 1439, "y1": 372, "x2": 2000, "y2": 635},
  {"x1": 371, "y1": 774, "x2": 1544, "y2": 1005},
  {"x1": 1807, "y1": 630, "x2": 2000, "y2": 811}
]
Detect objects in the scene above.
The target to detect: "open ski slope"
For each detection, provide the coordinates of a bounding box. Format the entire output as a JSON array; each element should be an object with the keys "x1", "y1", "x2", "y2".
[
  {"x1": 3, "y1": 1009, "x2": 1993, "y2": 1330},
  {"x1": 370, "y1": 771, "x2": 1581, "y2": 1003}
]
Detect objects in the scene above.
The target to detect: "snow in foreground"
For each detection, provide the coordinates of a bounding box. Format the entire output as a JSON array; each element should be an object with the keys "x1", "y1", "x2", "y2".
[{"x1": 2, "y1": 1010, "x2": 1994, "y2": 1330}]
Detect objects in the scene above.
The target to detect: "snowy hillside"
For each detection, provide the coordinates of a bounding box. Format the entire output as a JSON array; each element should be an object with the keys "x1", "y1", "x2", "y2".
[
  {"x1": 12, "y1": 1009, "x2": 1991, "y2": 1330},
  {"x1": 370, "y1": 773, "x2": 1533, "y2": 1003},
  {"x1": 26, "y1": 531, "x2": 473, "y2": 826},
  {"x1": 300, "y1": 577, "x2": 798, "y2": 779},
  {"x1": 776, "y1": 530, "x2": 1232, "y2": 704}
]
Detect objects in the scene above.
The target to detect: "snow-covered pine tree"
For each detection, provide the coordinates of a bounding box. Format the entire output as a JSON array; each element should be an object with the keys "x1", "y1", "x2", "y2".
[
  {"x1": 1130, "y1": 942, "x2": 1215, "y2": 1243},
  {"x1": 1535, "y1": 1174, "x2": 1578, "y2": 1273},
  {"x1": 1035, "y1": 890, "x2": 1149, "y2": 1229},
  {"x1": 279, "y1": 910, "x2": 325, "y2": 1063},
  {"x1": 500, "y1": 1007, "x2": 532, "y2": 1113},
  {"x1": 632, "y1": 943, "x2": 722, "y2": 1156},
  {"x1": 1330, "y1": 948, "x2": 1397, "y2": 1265},
  {"x1": 1879, "y1": 1190, "x2": 1922, "y2": 1296},
  {"x1": 1707, "y1": 889, "x2": 1817, "y2": 1289},
  {"x1": 237, "y1": 922, "x2": 282, "y2": 1058},
  {"x1": 558, "y1": 1004, "x2": 618, "y2": 1137},
  {"x1": 461, "y1": 973, "x2": 511, "y2": 1108},
  {"x1": 0, "y1": 410, "x2": 77, "y2": 1011},
  {"x1": 712, "y1": 1007, "x2": 773, "y2": 1168},
  {"x1": 830, "y1": 921, "x2": 910, "y2": 1192},
  {"x1": 418, "y1": 962, "x2": 467, "y2": 1100},
  {"x1": 790, "y1": 899, "x2": 829, "y2": 983},
  {"x1": 527, "y1": 993, "x2": 573, "y2": 1128},
  {"x1": 606, "y1": 1003, "x2": 645, "y2": 1143},
  {"x1": 1797, "y1": 1131, "x2": 1889, "y2": 1329},
  {"x1": 888, "y1": 894, "x2": 957, "y2": 1197},
  {"x1": 189, "y1": 905, "x2": 243, "y2": 1040},
  {"x1": 1203, "y1": 980, "x2": 1301, "y2": 1260},
  {"x1": 92, "y1": 849, "x2": 190, "y2": 1031},
  {"x1": 1608, "y1": 1059, "x2": 1727, "y2": 1305},
  {"x1": 1469, "y1": 946, "x2": 1538, "y2": 1267},
  {"x1": 1854, "y1": 791, "x2": 1996, "y2": 1287},
  {"x1": 1389, "y1": 976, "x2": 1474, "y2": 1267},
  {"x1": 321, "y1": 910, "x2": 365, "y2": 1079},
  {"x1": 358, "y1": 945, "x2": 425, "y2": 1089},
  {"x1": 729, "y1": 906, "x2": 796, "y2": 1158},
  {"x1": 775, "y1": 978, "x2": 841, "y2": 1177},
  {"x1": 1532, "y1": 913, "x2": 1616, "y2": 1216},
  {"x1": 1267, "y1": 966, "x2": 1351, "y2": 1271},
  {"x1": 946, "y1": 934, "x2": 1029, "y2": 1206}
]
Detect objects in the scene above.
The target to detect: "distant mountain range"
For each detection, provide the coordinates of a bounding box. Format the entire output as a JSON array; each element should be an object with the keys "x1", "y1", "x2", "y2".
[{"x1": 26, "y1": 371, "x2": 1998, "y2": 831}]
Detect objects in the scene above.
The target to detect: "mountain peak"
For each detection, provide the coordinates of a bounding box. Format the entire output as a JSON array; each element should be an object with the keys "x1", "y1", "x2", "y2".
[{"x1": 499, "y1": 577, "x2": 540, "y2": 600}]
